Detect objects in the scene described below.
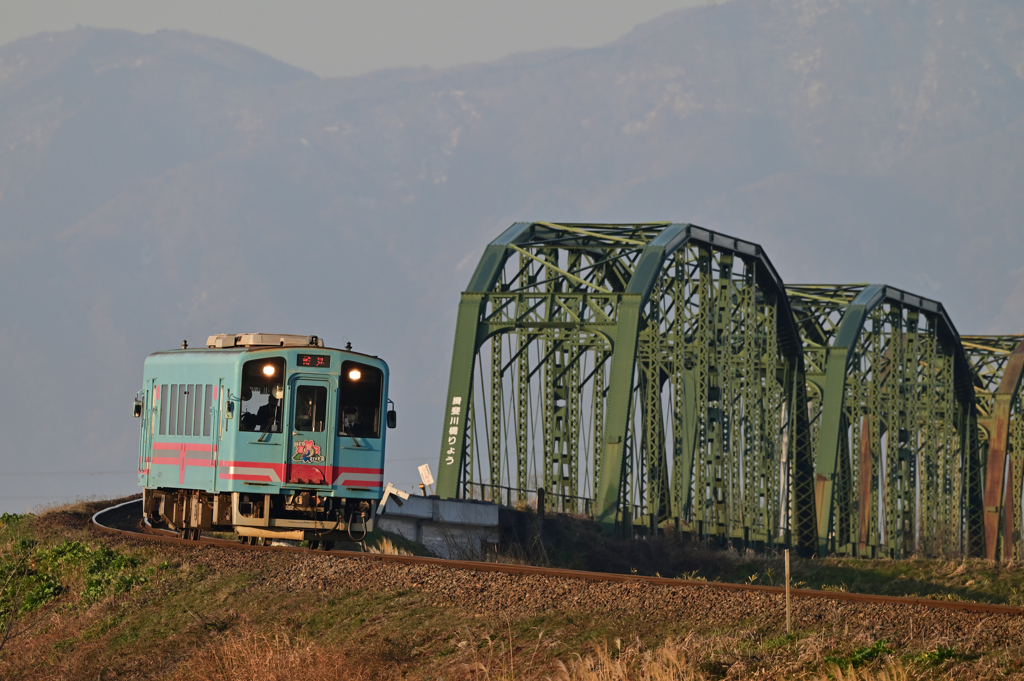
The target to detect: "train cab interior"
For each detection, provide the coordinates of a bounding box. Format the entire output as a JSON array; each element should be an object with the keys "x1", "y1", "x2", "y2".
[
  {"x1": 239, "y1": 357, "x2": 285, "y2": 433},
  {"x1": 338, "y1": 360, "x2": 383, "y2": 438}
]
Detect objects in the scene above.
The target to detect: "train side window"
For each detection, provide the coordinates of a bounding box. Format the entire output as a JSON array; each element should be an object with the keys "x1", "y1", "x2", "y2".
[
  {"x1": 239, "y1": 358, "x2": 285, "y2": 433},
  {"x1": 203, "y1": 384, "x2": 213, "y2": 437},
  {"x1": 294, "y1": 385, "x2": 327, "y2": 432},
  {"x1": 184, "y1": 384, "x2": 194, "y2": 436},
  {"x1": 159, "y1": 384, "x2": 168, "y2": 435},
  {"x1": 338, "y1": 361, "x2": 382, "y2": 439},
  {"x1": 192, "y1": 384, "x2": 204, "y2": 437},
  {"x1": 177, "y1": 384, "x2": 188, "y2": 436},
  {"x1": 168, "y1": 384, "x2": 178, "y2": 436}
]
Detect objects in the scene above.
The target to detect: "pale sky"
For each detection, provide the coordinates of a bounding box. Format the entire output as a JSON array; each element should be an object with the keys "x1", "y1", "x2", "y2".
[{"x1": 2, "y1": 0, "x2": 717, "y2": 78}]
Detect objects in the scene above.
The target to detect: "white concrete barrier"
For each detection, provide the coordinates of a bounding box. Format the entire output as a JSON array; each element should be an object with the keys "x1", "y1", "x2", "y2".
[{"x1": 377, "y1": 495, "x2": 499, "y2": 559}]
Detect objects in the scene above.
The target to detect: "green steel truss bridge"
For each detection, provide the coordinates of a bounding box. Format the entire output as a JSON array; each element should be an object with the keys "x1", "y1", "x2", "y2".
[{"x1": 436, "y1": 223, "x2": 1024, "y2": 559}]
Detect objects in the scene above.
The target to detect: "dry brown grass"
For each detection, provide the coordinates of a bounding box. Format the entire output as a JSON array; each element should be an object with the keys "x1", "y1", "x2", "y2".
[
  {"x1": 559, "y1": 641, "x2": 918, "y2": 681},
  {"x1": 30, "y1": 493, "x2": 142, "y2": 535},
  {"x1": 366, "y1": 535, "x2": 413, "y2": 557},
  {"x1": 31, "y1": 498, "x2": 100, "y2": 516},
  {"x1": 169, "y1": 625, "x2": 355, "y2": 680},
  {"x1": 465, "y1": 635, "x2": 920, "y2": 680},
  {"x1": 552, "y1": 638, "x2": 702, "y2": 681},
  {"x1": 3, "y1": 624, "x2": 924, "y2": 681},
  {"x1": 826, "y1": 660, "x2": 911, "y2": 681},
  {"x1": 31, "y1": 494, "x2": 127, "y2": 517},
  {"x1": 1, "y1": 600, "x2": 149, "y2": 680}
]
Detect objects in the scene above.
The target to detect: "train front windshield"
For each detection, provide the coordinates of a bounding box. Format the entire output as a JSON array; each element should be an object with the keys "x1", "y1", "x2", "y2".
[
  {"x1": 339, "y1": 360, "x2": 383, "y2": 438},
  {"x1": 239, "y1": 357, "x2": 285, "y2": 433},
  {"x1": 294, "y1": 384, "x2": 328, "y2": 432}
]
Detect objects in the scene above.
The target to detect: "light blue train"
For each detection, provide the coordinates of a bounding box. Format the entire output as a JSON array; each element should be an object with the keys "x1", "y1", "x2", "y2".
[{"x1": 134, "y1": 333, "x2": 395, "y2": 548}]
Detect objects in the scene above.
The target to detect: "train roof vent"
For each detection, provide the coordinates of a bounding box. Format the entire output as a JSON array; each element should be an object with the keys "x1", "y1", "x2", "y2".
[{"x1": 206, "y1": 333, "x2": 325, "y2": 349}]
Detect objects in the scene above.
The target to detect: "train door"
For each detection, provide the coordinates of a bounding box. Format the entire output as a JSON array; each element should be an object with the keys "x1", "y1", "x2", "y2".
[
  {"x1": 199, "y1": 382, "x2": 217, "y2": 492},
  {"x1": 182, "y1": 383, "x2": 217, "y2": 492},
  {"x1": 286, "y1": 376, "x2": 333, "y2": 485},
  {"x1": 139, "y1": 380, "x2": 156, "y2": 485},
  {"x1": 212, "y1": 379, "x2": 224, "y2": 490}
]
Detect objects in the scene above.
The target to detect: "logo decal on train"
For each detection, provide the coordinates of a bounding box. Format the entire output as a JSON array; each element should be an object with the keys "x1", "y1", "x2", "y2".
[{"x1": 293, "y1": 439, "x2": 324, "y2": 463}]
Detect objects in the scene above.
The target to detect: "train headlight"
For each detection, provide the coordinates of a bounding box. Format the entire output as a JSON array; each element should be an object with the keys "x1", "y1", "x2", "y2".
[
  {"x1": 263, "y1": 365, "x2": 276, "y2": 376},
  {"x1": 348, "y1": 369, "x2": 361, "y2": 381}
]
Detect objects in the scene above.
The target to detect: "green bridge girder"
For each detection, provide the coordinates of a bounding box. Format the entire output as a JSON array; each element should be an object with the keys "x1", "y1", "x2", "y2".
[
  {"x1": 787, "y1": 285, "x2": 978, "y2": 558},
  {"x1": 961, "y1": 335, "x2": 1024, "y2": 561},
  {"x1": 436, "y1": 222, "x2": 1023, "y2": 559}
]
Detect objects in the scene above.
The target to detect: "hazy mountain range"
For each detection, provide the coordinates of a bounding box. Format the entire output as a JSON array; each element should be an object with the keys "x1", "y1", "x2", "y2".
[{"x1": 1, "y1": 0, "x2": 1022, "y2": 510}]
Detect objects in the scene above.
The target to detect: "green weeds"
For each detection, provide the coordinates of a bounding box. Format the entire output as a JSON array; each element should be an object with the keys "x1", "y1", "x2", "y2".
[
  {"x1": 1, "y1": 539, "x2": 147, "y2": 619},
  {"x1": 83, "y1": 546, "x2": 145, "y2": 602},
  {"x1": 760, "y1": 632, "x2": 802, "y2": 650},
  {"x1": 19, "y1": 572, "x2": 63, "y2": 611},
  {"x1": 825, "y1": 639, "x2": 889, "y2": 669},
  {"x1": 911, "y1": 646, "x2": 978, "y2": 666},
  {"x1": 820, "y1": 581, "x2": 849, "y2": 592},
  {"x1": 0, "y1": 513, "x2": 31, "y2": 529}
]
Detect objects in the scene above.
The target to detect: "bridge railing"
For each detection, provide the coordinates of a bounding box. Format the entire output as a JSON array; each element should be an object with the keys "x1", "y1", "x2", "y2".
[{"x1": 461, "y1": 482, "x2": 597, "y2": 516}]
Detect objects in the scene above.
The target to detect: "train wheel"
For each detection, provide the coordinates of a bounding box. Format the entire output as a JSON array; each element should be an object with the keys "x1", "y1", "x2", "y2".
[
  {"x1": 308, "y1": 540, "x2": 320, "y2": 550},
  {"x1": 238, "y1": 536, "x2": 250, "y2": 545},
  {"x1": 320, "y1": 541, "x2": 334, "y2": 551}
]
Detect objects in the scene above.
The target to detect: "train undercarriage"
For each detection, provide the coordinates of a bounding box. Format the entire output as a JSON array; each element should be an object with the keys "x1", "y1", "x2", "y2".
[{"x1": 142, "y1": 487, "x2": 372, "y2": 546}]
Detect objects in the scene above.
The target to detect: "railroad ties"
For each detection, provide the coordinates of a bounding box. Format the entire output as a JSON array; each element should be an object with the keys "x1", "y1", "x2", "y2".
[{"x1": 435, "y1": 222, "x2": 1024, "y2": 560}]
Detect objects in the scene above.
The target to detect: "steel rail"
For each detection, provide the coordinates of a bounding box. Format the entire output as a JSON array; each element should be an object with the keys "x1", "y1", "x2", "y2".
[{"x1": 91, "y1": 499, "x2": 1024, "y2": 617}]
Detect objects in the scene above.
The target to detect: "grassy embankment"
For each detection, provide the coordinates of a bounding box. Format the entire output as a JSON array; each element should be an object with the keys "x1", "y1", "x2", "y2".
[
  {"x1": 1, "y1": 497, "x2": 1023, "y2": 679},
  {"x1": 522, "y1": 513, "x2": 1024, "y2": 607}
]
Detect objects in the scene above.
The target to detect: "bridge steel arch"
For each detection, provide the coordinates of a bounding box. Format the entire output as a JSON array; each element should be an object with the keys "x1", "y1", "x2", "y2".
[
  {"x1": 436, "y1": 222, "x2": 817, "y2": 553},
  {"x1": 434, "y1": 222, "x2": 1024, "y2": 561},
  {"x1": 961, "y1": 336, "x2": 1024, "y2": 561},
  {"x1": 786, "y1": 285, "x2": 977, "y2": 558}
]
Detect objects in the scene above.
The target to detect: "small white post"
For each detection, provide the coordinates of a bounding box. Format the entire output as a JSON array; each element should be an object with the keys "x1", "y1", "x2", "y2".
[{"x1": 785, "y1": 548, "x2": 792, "y2": 635}]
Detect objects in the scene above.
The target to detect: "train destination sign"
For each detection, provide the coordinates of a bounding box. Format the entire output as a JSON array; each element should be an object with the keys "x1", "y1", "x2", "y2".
[{"x1": 296, "y1": 354, "x2": 331, "y2": 368}]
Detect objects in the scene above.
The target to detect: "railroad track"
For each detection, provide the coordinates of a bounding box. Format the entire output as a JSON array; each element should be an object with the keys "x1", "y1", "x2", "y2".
[{"x1": 92, "y1": 499, "x2": 1024, "y2": 618}]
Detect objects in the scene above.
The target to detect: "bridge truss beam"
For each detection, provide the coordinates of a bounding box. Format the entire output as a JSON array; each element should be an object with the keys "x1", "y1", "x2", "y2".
[
  {"x1": 962, "y1": 336, "x2": 1024, "y2": 560},
  {"x1": 436, "y1": 222, "x2": 815, "y2": 553},
  {"x1": 787, "y1": 285, "x2": 977, "y2": 558},
  {"x1": 436, "y1": 221, "x2": 1023, "y2": 561}
]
